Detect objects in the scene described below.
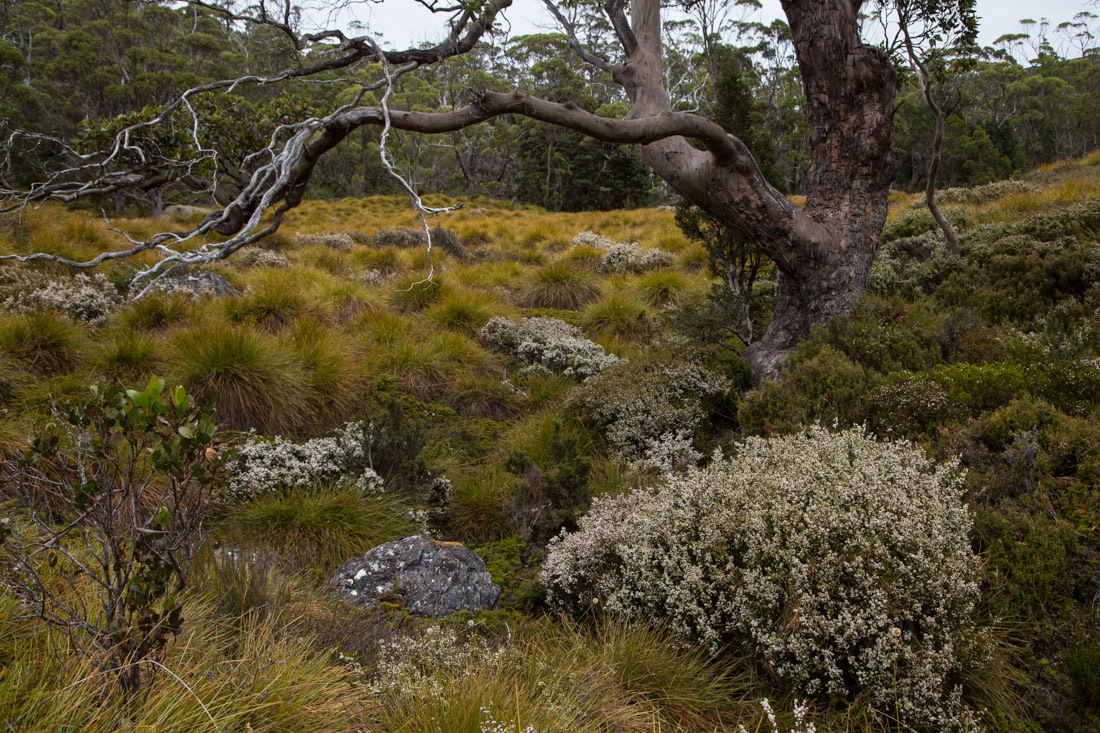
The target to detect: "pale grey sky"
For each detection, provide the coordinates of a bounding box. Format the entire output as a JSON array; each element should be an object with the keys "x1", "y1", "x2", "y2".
[{"x1": 348, "y1": 0, "x2": 1095, "y2": 56}]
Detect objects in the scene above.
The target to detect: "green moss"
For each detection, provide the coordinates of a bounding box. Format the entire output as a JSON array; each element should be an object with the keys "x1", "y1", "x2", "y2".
[{"x1": 473, "y1": 536, "x2": 545, "y2": 613}]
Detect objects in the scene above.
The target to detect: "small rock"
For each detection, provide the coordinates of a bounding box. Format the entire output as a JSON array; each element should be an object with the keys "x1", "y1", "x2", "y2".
[{"x1": 329, "y1": 535, "x2": 501, "y2": 617}]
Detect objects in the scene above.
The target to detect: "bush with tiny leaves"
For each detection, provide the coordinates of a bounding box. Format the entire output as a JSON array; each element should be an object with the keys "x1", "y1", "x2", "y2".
[
  {"x1": 1, "y1": 270, "x2": 121, "y2": 324},
  {"x1": 570, "y1": 357, "x2": 729, "y2": 469},
  {"x1": 542, "y1": 425, "x2": 983, "y2": 731},
  {"x1": 480, "y1": 316, "x2": 621, "y2": 379},
  {"x1": 571, "y1": 231, "x2": 673, "y2": 273},
  {"x1": 228, "y1": 420, "x2": 384, "y2": 501}
]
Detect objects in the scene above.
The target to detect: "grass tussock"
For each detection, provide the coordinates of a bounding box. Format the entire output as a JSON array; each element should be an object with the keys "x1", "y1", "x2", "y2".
[
  {"x1": 0, "y1": 310, "x2": 84, "y2": 374},
  {"x1": 518, "y1": 262, "x2": 602, "y2": 310},
  {"x1": 0, "y1": 593, "x2": 363, "y2": 732},
  {"x1": 218, "y1": 485, "x2": 417, "y2": 571},
  {"x1": 582, "y1": 291, "x2": 652, "y2": 340},
  {"x1": 170, "y1": 320, "x2": 309, "y2": 434},
  {"x1": 91, "y1": 328, "x2": 164, "y2": 383}
]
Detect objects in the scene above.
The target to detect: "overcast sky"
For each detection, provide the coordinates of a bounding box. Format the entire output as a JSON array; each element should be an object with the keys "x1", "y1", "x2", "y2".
[{"x1": 350, "y1": 0, "x2": 1095, "y2": 54}]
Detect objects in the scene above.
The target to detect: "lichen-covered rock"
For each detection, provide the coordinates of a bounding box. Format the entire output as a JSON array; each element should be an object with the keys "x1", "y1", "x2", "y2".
[
  {"x1": 164, "y1": 204, "x2": 213, "y2": 219},
  {"x1": 153, "y1": 271, "x2": 239, "y2": 298},
  {"x1": 330, "y1": 535, "x2": 500, "y2": 617}
]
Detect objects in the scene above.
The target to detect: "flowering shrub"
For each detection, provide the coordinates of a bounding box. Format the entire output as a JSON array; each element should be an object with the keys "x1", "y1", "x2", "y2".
[
  {"x1": 296, "y1": 231, "x2": 354, "y2": 250},
  {"x1": 572, "y1": 231, "x2": 673, "y2": 273},
  {"x1": 569, "y1": 358, "x2": 729, "y2": 469},
  {"x1": 542, "y1": 425, "x2": 983, "y2": 731},
  {"x1": 480, "y1": 316, "x2": 620, "y2": 379},
  {"x1": 236, "y1": 247, "x2": 290, "y2": 268},
  {"x1": 1, "y1": 270, "x2": 121, "y2": 324},
  {"x1": 869, "y1": 372, "x2": 957, "y2": 436},
  {"x1": 228, "y1": 420, "x2": 384, "y2": 501}
]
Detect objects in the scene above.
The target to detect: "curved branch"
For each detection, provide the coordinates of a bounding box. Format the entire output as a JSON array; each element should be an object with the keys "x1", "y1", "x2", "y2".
[{"x1": 541, "y1": 0, "x2": 614, "y2": 72}]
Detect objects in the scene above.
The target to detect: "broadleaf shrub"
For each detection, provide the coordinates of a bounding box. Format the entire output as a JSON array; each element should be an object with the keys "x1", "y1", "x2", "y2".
[{"x1": 542, "y1": 425, "x2": 983, "y2": 731}]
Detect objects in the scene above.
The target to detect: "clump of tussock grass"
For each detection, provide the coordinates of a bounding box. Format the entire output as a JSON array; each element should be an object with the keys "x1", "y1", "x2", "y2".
[
  {"x1": 447, "y1": 467, "x2": 517, "y2": 543},
  {"x1": 118, "y1": 292, "x2": 192, "y2": 331},
  {"x1": 369, "y1": 616, "x2": 752, "y2": 732},
  {"x1": 295, "y1": 243, "x2": 352, "y2": 273},
  {"x1": 387, "y1": 276, "x2": 450, "y2": 312},
  {"x1": 560, "y1": 244, "x2": 604, "y2": 271},
  {"x1": 425, "y1": 289, "x2": 507, "y2": 335},
  {"x1": 0, "y1": 311, "x2": 84, "y2": 374},
  {"x1": 0, "y1": 592, "x2": 359, "y2": 731},
  {"x1": 223, "y1": 270, "x2": 311, "y2": 329},
  {"x1": 633, "y1": 268, "x2": 689, "y2": 307},
  {"x1": 90, "y1": 329, "x2": 163, "y2": 383},
  {"x1": 518, "y1": 262, "x2": 602, "y2": 310},
  {"x1": 287, "y1": 318, "x2": 364, "y2": 422},
  {"x1": 350, "y1": 245, "x2": 406, "y2": 274},
  {"x1": 169, "y1": 320, "x2": 309, "y2": 434},
  {"x1": 678, "y1": 244, "x2": 709, "y2": 271},
  {"x1": 443, "y1": 372, "x2": 522, "y2": 420},
  {"x1": 218, "y1": 485, "x2": 416, "y2": 571},
  {"x1": 581, "y1": 292, "x2": 652, "y2": 340}
]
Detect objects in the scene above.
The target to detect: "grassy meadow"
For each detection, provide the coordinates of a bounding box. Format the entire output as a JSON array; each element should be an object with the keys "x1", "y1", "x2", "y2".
[{"x1": 0, "y1": 152, "x2": 1098, "y2": 731}]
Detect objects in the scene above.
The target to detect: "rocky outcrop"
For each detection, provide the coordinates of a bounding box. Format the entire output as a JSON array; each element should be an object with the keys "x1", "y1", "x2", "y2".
[
  {"x1": 330, "y1": 535, "x2": 500, "y2": 617},
  {"x1": 154, "y1": 271, "x2": 239, "y2": 298}
]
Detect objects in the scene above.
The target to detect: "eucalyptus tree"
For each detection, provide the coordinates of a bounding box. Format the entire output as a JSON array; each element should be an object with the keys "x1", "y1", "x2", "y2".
[{"x1": 0, "y1": 0, "x2": 980, "y2": 383}]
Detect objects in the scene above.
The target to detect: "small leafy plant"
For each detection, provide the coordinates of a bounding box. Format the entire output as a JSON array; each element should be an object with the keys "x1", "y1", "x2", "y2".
[{"x1": 0, "y1": 377, "x2": 229, "y2": 695}]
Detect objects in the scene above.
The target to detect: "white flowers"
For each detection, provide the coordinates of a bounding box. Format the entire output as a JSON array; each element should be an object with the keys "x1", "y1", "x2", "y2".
[
  {"x1": 569, "y1": 358, "x2": 729, "y2": 470},
  {"x1": 480, "y1": 316, "x2": 621, "y2": 380},
  {"x1": 228, "y1": 420, "x2": 384, "y2": 501},
  {"x1": 542, "y1": 425, "x2": 982, "y2": 731},
  {"x1": 1, "y1": 271, "x2": 121, "y2": 324},
  {"x1": 571, "y1": 231, "x2": 674, "y2": 273}
]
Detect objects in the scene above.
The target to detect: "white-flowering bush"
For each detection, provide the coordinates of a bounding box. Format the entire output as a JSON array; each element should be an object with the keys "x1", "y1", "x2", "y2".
[
  {"x1": 1, "y1": 271, "x2": 121, "y2": 324},
  {"x1": 236, "y1": 246, "x2": 290, "y2": 268},
  {"x1": 228, "y1": 421, "x2": 384, "y2": 501},
  {"x1": 569, "y1": 358, "x2": 729, "y2": 466},
  {"x1": 296, "y1": 231, "x2": 354, "y2": 250},
  {"x1": 368, "y1": 625, "x2": 518, "y2": 701},
  {"x1": 542, "y1": 425, "x2": 983, "y2": 731},
  {"x1": 480, "y1": 316, "x2": 621, "y2": 379},
  {"x1": 571, "y1": 231, "x2": 674, "y2": 273}
]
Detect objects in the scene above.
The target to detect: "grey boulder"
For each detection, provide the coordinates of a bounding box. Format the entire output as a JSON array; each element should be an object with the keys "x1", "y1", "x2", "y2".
[
  {"x1": 154, "y1": 271, "x2": 239, "y2": 298},
  {"x1": 330, "y1": 535, "x2": 501, "y2": 617}
]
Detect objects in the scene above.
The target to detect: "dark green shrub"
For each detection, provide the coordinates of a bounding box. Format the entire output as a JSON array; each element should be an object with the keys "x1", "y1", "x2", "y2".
[
  {"x1": 974, "y1": 505, "x2": 1078, "y2": 620},
  {"x1": 867, "y1": 372, "x2": 960, "y2": 437},
  {"x1": 738, "y1": 344, "x2": 880, "y2": 435},
  {"x1": 504, "y1": 418, "x2": 592, "y2": 539},
  {"x1": 927, "y1": 362, "x2": 1028, "y2": 414},
  {"x1": 882, "y1": 204, "x2": 975, "y2": 243},
  {"x1": 1064, "y1": 635, "x2": 1100, "y2": 705},
  {"x1": 821, "y1": 296, "x2": 948, "y2": 373},
  {"x1": 940, "y1": 235, "x2": 1092, "y2": 326},
  {"x1": 1025, "y1": 357, "x2": 1100, "y2": 417},
  {"x1": 973, "y1": 397, "x2": 1063, "y2": 451}
]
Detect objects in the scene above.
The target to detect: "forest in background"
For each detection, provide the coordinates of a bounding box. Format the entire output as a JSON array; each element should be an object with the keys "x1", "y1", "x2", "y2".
[{"x1": 1, "y1": 0, "x2": 1099, "y2": 212}]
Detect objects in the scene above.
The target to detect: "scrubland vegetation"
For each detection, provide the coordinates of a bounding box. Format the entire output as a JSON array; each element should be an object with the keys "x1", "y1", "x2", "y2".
[{"x1": 0, "y1": 152, "x2": 1098, "y2": 731}]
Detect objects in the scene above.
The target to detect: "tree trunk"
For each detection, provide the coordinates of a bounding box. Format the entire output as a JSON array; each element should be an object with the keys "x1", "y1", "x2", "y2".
[{"x1": 616, "y1": 0, "x2": 896, "y2": 383}]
